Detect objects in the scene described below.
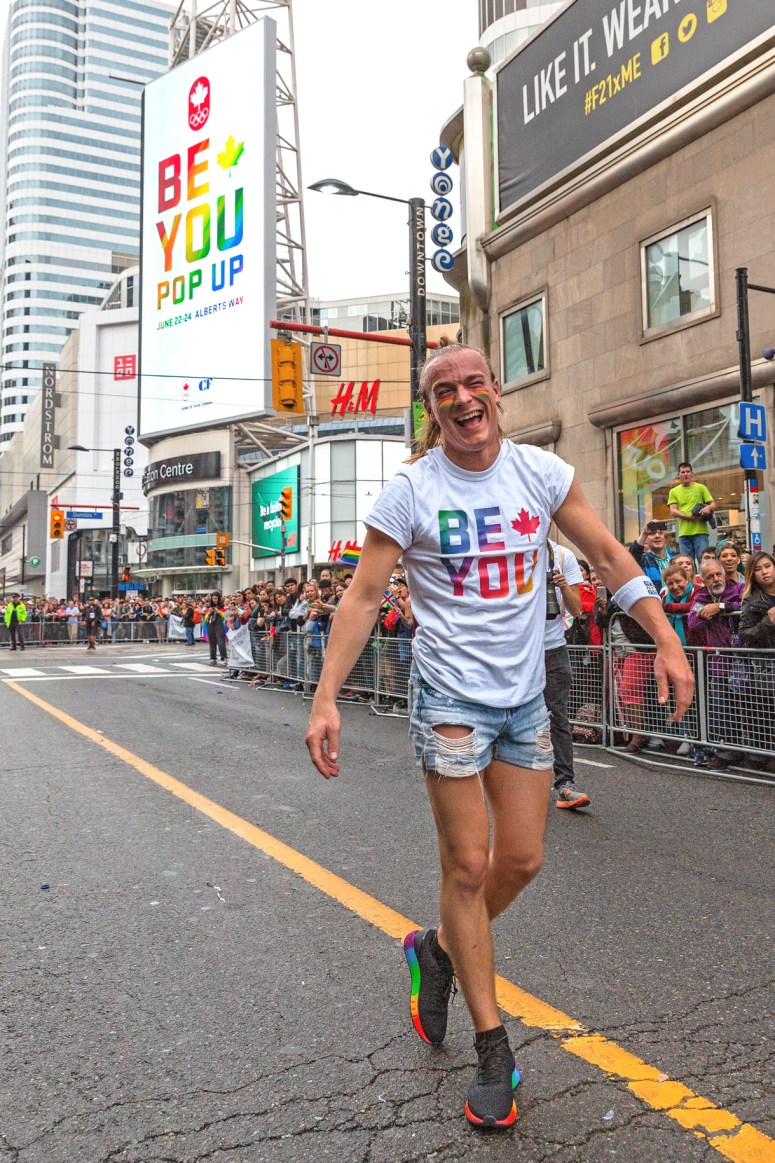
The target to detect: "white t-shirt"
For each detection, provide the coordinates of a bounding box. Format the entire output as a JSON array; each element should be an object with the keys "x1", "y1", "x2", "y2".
[
  {"x1": 543, "y1": 541, "x2": 583, "y2": 651},
  {"x1": 364, "y1": 441, "x2": 574, "y2": 709}
]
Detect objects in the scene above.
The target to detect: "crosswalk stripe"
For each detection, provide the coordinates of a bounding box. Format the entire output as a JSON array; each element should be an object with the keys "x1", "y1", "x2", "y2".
[
  {"x1": 115, "y1": 663, "x2": 171, "y2": 674},
  {"x1": 0, "y1": 667, "x2": 45, "y2": 677},
  {"x1": 169, "y1": 662, "x2": 218, "y2": 673},
  {"x1": 59, "y1": 665, "x2": 110, "y2": 675}
]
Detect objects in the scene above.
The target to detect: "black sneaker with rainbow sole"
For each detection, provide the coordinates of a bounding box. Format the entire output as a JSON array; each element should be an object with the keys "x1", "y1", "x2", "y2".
[{"x1": 402, "y1": 928, "x2": 455, "y2": 1045}]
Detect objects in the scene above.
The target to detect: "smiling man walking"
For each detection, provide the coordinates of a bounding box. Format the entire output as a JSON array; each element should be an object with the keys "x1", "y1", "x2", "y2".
[{"x1": 306, "y1": 342, "x2": 693, "y2": 1129}]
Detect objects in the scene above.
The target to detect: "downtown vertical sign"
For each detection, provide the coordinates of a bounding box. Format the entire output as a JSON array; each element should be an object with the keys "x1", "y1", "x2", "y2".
[{"x1": 139, "y1": 20, "x2": 277, "y2": 439}]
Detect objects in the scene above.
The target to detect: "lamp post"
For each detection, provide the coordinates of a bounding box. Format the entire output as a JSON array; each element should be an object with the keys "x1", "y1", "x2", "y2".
[
  {"x1": 308, "y1": 179, "x2": 427, "y2": 409},
  {"x1": 68, "y1": 445, "x2": 121, "y2": 600}
]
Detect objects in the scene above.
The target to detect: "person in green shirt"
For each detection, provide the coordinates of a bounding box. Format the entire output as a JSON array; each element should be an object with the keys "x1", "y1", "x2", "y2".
[{"x1": 667, "y1": 462, "x2": 717, "y2": 565}]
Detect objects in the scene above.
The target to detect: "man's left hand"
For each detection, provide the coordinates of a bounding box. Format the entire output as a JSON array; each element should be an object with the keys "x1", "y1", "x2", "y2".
[{"x1": 654, "y1": 636, "x2": 694, "y2": 722}]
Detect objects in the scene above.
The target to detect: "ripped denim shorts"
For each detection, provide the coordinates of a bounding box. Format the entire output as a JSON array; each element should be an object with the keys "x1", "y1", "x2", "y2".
[{"x1": 408, "y1": 665, "x2": 553, "y2": 778}]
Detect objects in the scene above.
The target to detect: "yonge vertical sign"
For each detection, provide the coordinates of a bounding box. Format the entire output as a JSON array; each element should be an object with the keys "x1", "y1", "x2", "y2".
[{"x1": 139, "y1": 20, "x2": 277, "y2": 439}]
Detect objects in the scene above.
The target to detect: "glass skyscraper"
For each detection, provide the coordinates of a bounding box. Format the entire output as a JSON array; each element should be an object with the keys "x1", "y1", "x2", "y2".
[{"x1": 0, "y1": 0, "x2": 172, "y2": 447}]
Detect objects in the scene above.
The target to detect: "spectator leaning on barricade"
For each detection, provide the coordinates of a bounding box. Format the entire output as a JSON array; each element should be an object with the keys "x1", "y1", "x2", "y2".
[
  {"x1": 660, "y1": 562, "x2": 697, "y2": 648},
  {"x1": 687, "y1": 557, "x2": 744, "y2": 769},
  {"x1": 544, "y1": 541, "x2": 590, "y2": 809},
  {"x1": 667, "y1": 461, "x2": 717, "y2": 565},
  {"x1": 738, "y1": 551, "x2": 775, "y2": 769}
]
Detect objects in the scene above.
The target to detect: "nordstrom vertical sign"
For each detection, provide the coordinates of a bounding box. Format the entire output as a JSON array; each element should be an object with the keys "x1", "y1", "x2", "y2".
[{"x1": 39, "y1": 363, "x2": 57, "y2": 468}]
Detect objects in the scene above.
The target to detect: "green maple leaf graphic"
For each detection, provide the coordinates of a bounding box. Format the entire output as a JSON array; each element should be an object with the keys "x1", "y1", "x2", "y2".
[{"x1": 217, "y1": 135, "x2": 244, "y2": 172}]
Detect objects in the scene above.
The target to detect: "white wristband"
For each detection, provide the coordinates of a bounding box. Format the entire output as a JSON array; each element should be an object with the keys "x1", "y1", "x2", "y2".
[{"x1": 614, "y1": 575, "x2": 659, "y2": 613}]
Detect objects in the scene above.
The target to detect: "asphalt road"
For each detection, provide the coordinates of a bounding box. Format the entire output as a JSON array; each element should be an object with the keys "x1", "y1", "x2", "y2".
[{"x1": 1, "y1": 643, "x2": 772, "y2": 1163}]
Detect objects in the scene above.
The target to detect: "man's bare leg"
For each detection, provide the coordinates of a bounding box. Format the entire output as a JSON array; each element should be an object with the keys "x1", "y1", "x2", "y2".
[{"x1": 424, "y1": 759, "x2": 499, "y2": 1032}]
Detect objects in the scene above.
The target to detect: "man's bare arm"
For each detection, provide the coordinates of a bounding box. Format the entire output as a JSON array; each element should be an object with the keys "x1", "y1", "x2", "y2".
[
  {"x1": 305, "y1": 527, "x2": 402, "y2": 778},
  {"x1": 555, "y1": 480, "x2": 694, "y2": 720}
]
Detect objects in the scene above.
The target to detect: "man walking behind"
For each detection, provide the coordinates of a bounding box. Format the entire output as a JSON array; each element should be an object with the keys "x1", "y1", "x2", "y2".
[
  {"x1": 668, "y1": 462, "x2": 717, "y2": 564},
  {"x1": 83, "y1": 597, "x2": 101, "y2": 650},
  {"x1": 4, "y1": 593, "x2": 28, "y2": 651},
  {"x1": 306, "y1": 343, "x2": 692, "y2": 1130}
]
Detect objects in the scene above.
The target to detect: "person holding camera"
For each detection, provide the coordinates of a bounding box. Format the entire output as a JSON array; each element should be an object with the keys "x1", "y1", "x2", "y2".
[
  {"x1": 668, "y1": 462, "x2": 717, "y2": 565},
  {"x1": 305, "y1": 342, "x2": 692, "y2": 1131},
  {"x1": 629, "y1": 519, "x2": 675, "y2": 585}
]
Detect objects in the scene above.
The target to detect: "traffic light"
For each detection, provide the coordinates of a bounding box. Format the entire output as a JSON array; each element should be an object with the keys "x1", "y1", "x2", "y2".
[
  {"x1": 122, "y1": 566, "x2": 130, "y2": 583},
  {"x1": 50, "y1": 508, "x2": 64, "y2": 539},
  {"x1": 280, "y1": 486, "x2": 294, "y2": 522},
  {"x1": 215, "y1": 548, "x2": 226, "y2": 567},
  {"x1": 205, "y1": 547, "x2": 216, "y2": 566},
  {"x1": 271, "y1": 338, "x2": 304, "y2": 413}
]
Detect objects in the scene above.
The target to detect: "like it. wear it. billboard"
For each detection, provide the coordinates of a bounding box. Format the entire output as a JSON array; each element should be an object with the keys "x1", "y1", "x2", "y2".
[{"x1": 139, "y1": 20, "x2": 276, "y2": 439}]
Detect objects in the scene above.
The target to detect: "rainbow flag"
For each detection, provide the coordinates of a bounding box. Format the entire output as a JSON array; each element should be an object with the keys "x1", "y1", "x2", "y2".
[{"x1": 339, "y1": 544, "x2": 362, "y2": 566}]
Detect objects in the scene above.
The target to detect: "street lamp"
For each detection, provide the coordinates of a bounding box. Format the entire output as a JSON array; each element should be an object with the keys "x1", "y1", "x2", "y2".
[
  {"x1": 68, "y1": 444, "x2": 121, "y2": 600},
  {"x1": 308, "y1": 179, "x2": 427, "y2": 409}
]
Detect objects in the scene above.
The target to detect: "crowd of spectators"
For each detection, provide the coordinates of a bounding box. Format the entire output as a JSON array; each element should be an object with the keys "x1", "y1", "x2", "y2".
[{"x1": 3, "y1": 527, "x2": 774, "y2": 772}]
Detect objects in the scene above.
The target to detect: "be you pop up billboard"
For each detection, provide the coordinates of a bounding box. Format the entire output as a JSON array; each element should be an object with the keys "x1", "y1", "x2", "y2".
[{"x1": 139, "y1": 19, "x2": 276, "y2": 439}]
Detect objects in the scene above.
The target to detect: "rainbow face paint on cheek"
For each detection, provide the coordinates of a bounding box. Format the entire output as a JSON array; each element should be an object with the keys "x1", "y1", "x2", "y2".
[{"x1": 436, "y1": 388, "x2": 494, "y2": 409}]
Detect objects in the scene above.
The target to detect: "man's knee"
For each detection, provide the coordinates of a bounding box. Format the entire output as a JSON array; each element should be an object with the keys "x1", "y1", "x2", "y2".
[{"x1": 441, "y1": 846, "x2": 490, "y2": 896}]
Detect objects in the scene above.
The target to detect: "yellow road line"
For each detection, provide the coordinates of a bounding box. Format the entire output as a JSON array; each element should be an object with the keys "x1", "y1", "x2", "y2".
[{"x1": 8, "y1": 679, "x2": 774, "y2": 1163}]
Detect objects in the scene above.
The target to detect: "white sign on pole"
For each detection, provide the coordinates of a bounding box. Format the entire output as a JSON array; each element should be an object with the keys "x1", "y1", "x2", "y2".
[
  {"x1": 139, "y1": 20, "x2": 277, "y2": 439},
  {"x1": 310, "y1": 342, "x2": 342, "y2": 377}
]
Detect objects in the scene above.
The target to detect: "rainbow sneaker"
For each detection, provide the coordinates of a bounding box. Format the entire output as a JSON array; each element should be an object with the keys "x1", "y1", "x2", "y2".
[
  {"x1": 403, "y1": 929, "x2": 455, "y2": 1045},
  {"x1": 465, "y1": 1033, "x2": 520, "y2": 1129}
]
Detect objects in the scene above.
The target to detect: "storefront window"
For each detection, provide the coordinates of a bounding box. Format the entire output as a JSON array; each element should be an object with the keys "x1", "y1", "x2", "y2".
[
  {"x1": 147, "y1": 486, "x2": 231, "y2": 569},
  {"x1": 618, "y1": 402, "x2": 758, "y2": 547},
  {"x1": 502, "y1": 295, "x2": 545, "y2": 385},
  {"x1": 684, "y1": 403, "x2": 747, "y2": 544},
  {"x1": 618, "y1": 419, "x2": 682, "y2": 543}
]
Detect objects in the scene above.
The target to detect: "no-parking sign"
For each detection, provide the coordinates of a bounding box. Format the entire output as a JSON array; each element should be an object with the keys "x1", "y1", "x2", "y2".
[{"x1": 310, "y1": 342, "x2": 342, "y2": 377}]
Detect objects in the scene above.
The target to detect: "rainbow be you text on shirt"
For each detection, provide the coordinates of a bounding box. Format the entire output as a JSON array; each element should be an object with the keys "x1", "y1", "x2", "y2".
[{"x1": 438, "y1": 505, "x2": 540, "y2": 598}]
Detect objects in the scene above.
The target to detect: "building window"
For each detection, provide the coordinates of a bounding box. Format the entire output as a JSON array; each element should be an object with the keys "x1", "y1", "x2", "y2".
[
  {"x1": 501, "y1": 294, "x2": 546, "y2": 386},
  {"x1": 1, "y1": 534, "x2": 12, "y2": 555},
  {"x1": 641, "y1": 210, "x2": 715, "y2": 337}
]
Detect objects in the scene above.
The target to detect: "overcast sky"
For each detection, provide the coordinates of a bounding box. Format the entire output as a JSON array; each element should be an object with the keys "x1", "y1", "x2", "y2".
[{"x1": 0, "y1": 1, "x2": 480, "y2": 304}]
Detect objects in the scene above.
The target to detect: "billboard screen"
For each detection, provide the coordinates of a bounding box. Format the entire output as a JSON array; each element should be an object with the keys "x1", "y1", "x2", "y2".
[
  {"x1": 496, "y1": 0, "x2": 775, "y2": 217},
  {"x1": 252, "y1": 466, "x2": 300, "y2": 559},
  {"x1": 139, "y1": 19, "x2": 276, "y2": 439}
]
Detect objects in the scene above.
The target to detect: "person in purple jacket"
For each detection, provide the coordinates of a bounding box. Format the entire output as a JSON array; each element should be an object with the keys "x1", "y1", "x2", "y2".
[{"x1": 687, "y1": 558, "x2": 744, "y2": 768}]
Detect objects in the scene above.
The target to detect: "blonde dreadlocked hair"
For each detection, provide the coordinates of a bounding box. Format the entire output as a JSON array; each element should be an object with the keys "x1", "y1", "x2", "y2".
[{"x1": 405, "y1": 338, "x2": 505, "y2": 463}]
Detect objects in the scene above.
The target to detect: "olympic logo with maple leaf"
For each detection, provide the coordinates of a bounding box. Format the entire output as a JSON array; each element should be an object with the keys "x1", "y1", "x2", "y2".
[{"x1": 189, "y1": 76, "x2": 210, "y2": 130}]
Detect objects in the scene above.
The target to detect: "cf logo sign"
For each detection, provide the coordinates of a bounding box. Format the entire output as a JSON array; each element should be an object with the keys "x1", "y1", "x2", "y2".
[{"x1": 198, "y1": 378, "x2": 213, "y2": 392}]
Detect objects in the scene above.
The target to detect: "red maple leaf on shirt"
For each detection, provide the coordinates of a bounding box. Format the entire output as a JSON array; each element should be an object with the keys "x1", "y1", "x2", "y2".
[{"x1": 512, "y1": 508, "x2": 541, "y2": 541}]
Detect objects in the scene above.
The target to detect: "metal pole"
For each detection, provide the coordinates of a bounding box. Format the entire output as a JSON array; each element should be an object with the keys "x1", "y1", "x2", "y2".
[
  {"x1": 112, "y1": 448, "x2": 121, "y2": 601},
  {"x1": 735, "y1": 268, "x2": 758, "y2": 550},
  {"x1": 408, "y1": 196, "x2": 427, "y2": 412},
  {"x1": 735, "y1": 267, "x2": 753, "y2": 404}
]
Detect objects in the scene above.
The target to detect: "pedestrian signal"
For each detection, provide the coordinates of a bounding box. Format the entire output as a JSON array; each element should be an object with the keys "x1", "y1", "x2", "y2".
[
  {"x1": 205, "y1": 547, "x2": 216, "y2": 566},
  {"x1": 280, "y1": 486, "x2": 294, "y2": 522},
  {"x1": 122, "y1": 566, "x2": 131, "y2": 583},
  {"x1": 50, "y1": 508, "x2": 64, "y2": 539},
  {"x1": 271, "y1": 338, "x2": 305, "y2": 413},
  {"x1": 215, "y1": 548, "x2": 226, "y2": 567}
]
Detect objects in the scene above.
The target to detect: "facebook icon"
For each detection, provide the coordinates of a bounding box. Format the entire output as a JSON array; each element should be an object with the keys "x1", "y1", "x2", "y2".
[{"x1": 738, "y1": 402, "x2": 767, "y2": 442}]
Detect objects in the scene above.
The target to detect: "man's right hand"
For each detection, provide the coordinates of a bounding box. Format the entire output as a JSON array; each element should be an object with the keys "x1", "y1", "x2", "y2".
[{"x1": 305, "y1": 699, "x2": 341, "y2": 779}]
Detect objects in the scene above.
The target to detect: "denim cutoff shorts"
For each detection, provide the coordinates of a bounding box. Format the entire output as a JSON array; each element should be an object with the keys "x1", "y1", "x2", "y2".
[{"x1": 408, "y1": 665, "x2": 553, "y2": 778}]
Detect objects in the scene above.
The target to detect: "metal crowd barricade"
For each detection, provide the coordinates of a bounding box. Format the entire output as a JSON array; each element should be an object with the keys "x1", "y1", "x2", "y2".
[
  {"x1": 0, "y1": 616, "x2": 176, "y2": 648},
  {"x1": 218, "y1": 621, "x2": 775, "y2": 781}
]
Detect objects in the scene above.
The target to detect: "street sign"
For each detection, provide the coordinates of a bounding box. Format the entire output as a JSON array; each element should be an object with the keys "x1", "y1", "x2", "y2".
[
  {"x1": 64, "y1": 518, "x2": 77, "y2": 532},
  {"x1": 430, "y1": 197, "x2": 453, "y2": 222},
  {"x1": 432, "y1": 250, "x2": 454, "y2": 272},
  {"x1": 430, "y1": 172, "x2": 453, "y2": 196},
  {"x1": 66, "y1": 510, "x2": 102, "y2": 520},
  {"x1": 738, "y1": 402, "x2": 767, "y2": 442},
  {"x1": 430, "y1": 145, "x2": 453, "y2": 171},
  {"x1": 215, "y1": 531, "x2": 230, "y2": 548},
  {"x1": 310, "y1": 341, "x2": 342, "y2": 377},
  {"x1": 28, "y1": 556, "x2": 41, "y2": 567},
  {"x1": 740, "y1": 443, "x2": 767, "y2": 470}
]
